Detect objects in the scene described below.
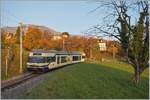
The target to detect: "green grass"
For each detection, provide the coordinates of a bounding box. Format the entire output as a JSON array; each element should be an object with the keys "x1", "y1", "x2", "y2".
[
  {"x1": 88, "y1": 59, "x2": 149, "y2": 78},
  {"x1": 22, "y1": 61, "x2": 149, "y2": 99}
]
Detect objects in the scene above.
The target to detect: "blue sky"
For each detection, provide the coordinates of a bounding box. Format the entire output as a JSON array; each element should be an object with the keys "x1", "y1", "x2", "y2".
[{"x1": 1, "y1": 0, "x2": 105, "y2": 35}]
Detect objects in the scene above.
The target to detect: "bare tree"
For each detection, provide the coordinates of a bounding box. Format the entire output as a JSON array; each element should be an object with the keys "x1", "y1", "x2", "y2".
[{"x1": 88, "y1": 0, "x2": 149, "y2": 85}]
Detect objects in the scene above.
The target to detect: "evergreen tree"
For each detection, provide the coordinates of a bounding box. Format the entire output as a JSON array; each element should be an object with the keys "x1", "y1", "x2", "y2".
[{"x1": 15, "y1": 26, "x2": 21, "y2": 44}]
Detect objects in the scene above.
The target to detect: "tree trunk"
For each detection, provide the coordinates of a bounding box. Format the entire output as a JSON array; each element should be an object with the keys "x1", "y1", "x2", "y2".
[
  {"x1": 133, "y1": 60, "x2": 140, "y2": 86},
  {"x1": 124, "y1": 48, "x2": 131, "y2": 63},
  {"x1": 133, "y1": 67, "x2": 140, "y2": 85}
]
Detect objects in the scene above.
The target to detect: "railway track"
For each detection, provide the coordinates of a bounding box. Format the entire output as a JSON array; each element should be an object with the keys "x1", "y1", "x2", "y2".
[{"x1": 1, "y1": 72, "x2": 39, "y2": 91}]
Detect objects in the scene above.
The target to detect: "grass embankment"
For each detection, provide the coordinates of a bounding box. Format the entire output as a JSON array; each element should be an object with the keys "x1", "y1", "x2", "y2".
[
  {"x1": 23, "y1": 60, "x2": 149, "y2": 99},
  {"x1": 87, "y1": 59, "x2": 149, "y2": 78},
  {"x1": 1, "y1": 45, "x2": 29, "y2": 80}
]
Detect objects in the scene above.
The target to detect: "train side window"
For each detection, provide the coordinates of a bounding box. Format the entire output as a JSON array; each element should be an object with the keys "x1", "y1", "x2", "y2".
[
  {"x1": 57, "y1": 56, "x2": 60, "y2": 64},
  {"x1": 78, "y1": 56, "x2": 81, "y2": 60},
  {"x1": 47, "y1": 57, "x2": 55, "y2": 62},
  {"x1": 52, "y1": 57, "x2": 56, "y2": 61},
  {"x1": 47, "y1": 57, "x2": 50, "y2": 62},
  {"x1": 82, "y1": 56, "x2": 85, "y2": 58},
  {"x1": 61, "y1": 56, "x2": 67, "y2": 63},
  {"x1": 73, "y1": 56, "x2": 80, "y2": 61}
]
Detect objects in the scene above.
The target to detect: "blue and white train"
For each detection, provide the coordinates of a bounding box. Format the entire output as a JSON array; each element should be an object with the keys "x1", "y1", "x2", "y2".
[{"x1": 27, "y1": 50, "x2": 85, "y2": 72}]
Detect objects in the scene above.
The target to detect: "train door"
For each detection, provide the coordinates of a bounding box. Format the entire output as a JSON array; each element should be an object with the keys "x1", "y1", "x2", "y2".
[{"x1": 57, "y1": 56, "x2": 60, "y2": 64}]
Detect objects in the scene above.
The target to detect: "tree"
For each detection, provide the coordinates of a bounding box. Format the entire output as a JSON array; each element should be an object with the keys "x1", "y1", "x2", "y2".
[
  {"x1": 23, "y1": 27, "x2": 43, "y2": 50},
  {"x1": 61, "y1": 32, "x2": 70, "y2": 51},
  {"x1": 1, "y1": 30, "x2": 6, "y2": 48},
  {"x1": 62, "y1": 32, "x2": 70, "y2": 38},
  {"x1": 128, "y1": 5, "x2": 149, "y2": 85},
  {"x1": 15, "y1": 26, "x2": 21, "y2": 44},
  {"x1": 90, "y1": 0, "x2": 149, "y2": 85}
]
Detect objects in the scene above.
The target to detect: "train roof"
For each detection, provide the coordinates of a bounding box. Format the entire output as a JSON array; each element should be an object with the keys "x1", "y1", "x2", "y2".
[{"x1": 31, "y1": 49, "x2": 83, "y2": 55}]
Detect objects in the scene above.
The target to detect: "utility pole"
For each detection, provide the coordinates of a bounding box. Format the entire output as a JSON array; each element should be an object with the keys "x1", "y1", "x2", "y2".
[
  {"x1": 19, "y1": 22, "x2": 23, "y2": 73},
  {"x1": 5, "y1": 55, "x2": 8, "y2": 77},
  {"x1": 5, "y1": 47, "x2": 8, "y2": 77},
  {"x1": 5, "y1": 47, "x2": 10, "y2": 77},
  {"x1": 63, "y1": 39, "x2": 65, "y2": 51}
]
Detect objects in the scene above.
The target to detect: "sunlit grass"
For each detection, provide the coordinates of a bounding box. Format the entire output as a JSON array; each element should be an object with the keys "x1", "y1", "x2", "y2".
[
  {"x1": 22, "y1": 60, "x2": 149, "y2": 99},
  {"x1": 87, "y1": 59, "x2": 149, "y2": 78}
]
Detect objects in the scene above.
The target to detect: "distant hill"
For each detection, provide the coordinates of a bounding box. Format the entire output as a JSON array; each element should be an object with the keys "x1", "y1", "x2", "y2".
[
  {"x1": 1, "y1": 26, "x2": 18, "y2": 34},
  {"x1": 1, "y1": 24, "x2": 61, "y2": 35}
]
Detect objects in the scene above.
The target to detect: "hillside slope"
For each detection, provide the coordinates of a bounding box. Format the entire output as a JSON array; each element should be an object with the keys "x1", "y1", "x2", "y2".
[{"x1": 22, "y1": 61, "x2": 149, "y2": 99}]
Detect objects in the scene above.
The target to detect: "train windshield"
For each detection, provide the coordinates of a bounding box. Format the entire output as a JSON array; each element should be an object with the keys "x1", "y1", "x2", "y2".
[{"x1": 29, "y1": 56, "x2": 55, "y2": 63}]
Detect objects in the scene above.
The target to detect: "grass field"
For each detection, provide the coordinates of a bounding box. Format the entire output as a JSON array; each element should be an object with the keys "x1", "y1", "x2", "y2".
[{"x1": 22, "y1": 60, "x2": 149, "y2": 99}]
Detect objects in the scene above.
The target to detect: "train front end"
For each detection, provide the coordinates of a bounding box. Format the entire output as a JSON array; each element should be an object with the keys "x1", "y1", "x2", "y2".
[{"x1": 27, "y1": 51, "x2": 56, "y2": 72}]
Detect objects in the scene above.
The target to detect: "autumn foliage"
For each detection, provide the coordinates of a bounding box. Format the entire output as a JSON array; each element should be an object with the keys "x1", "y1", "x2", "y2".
[
  {"x1": 22, "y1": 26, "x2": 121, "y2": 59},
  {"x1": 1, "y1": 26, "x2": 122, "y2": 79}
]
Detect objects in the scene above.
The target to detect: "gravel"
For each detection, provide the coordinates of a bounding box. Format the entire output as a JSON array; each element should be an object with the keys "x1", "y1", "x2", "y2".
[{"x1": 1, "y1": 73, "x2": 48, "y2": 99}]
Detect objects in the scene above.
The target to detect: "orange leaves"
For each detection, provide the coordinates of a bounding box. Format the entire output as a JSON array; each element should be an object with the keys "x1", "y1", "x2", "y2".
[
  {"x1": 23, "y1": 27, "x2": 44, "y2": 50},
  {"x1": 22, "y1": 26, "x2": 121, "y2": 60}
]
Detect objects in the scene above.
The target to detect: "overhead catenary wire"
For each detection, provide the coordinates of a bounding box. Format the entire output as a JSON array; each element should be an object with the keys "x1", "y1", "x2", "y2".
[
  {"x1": 1, "y1": 8, "x2": 26, "y2": 27},
  {"x1": 1, "y1": 13, "x2": 19, "y2": 26},
  {"x1": 1, "y1": 8, "x2": 25, "y2": 75}
]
